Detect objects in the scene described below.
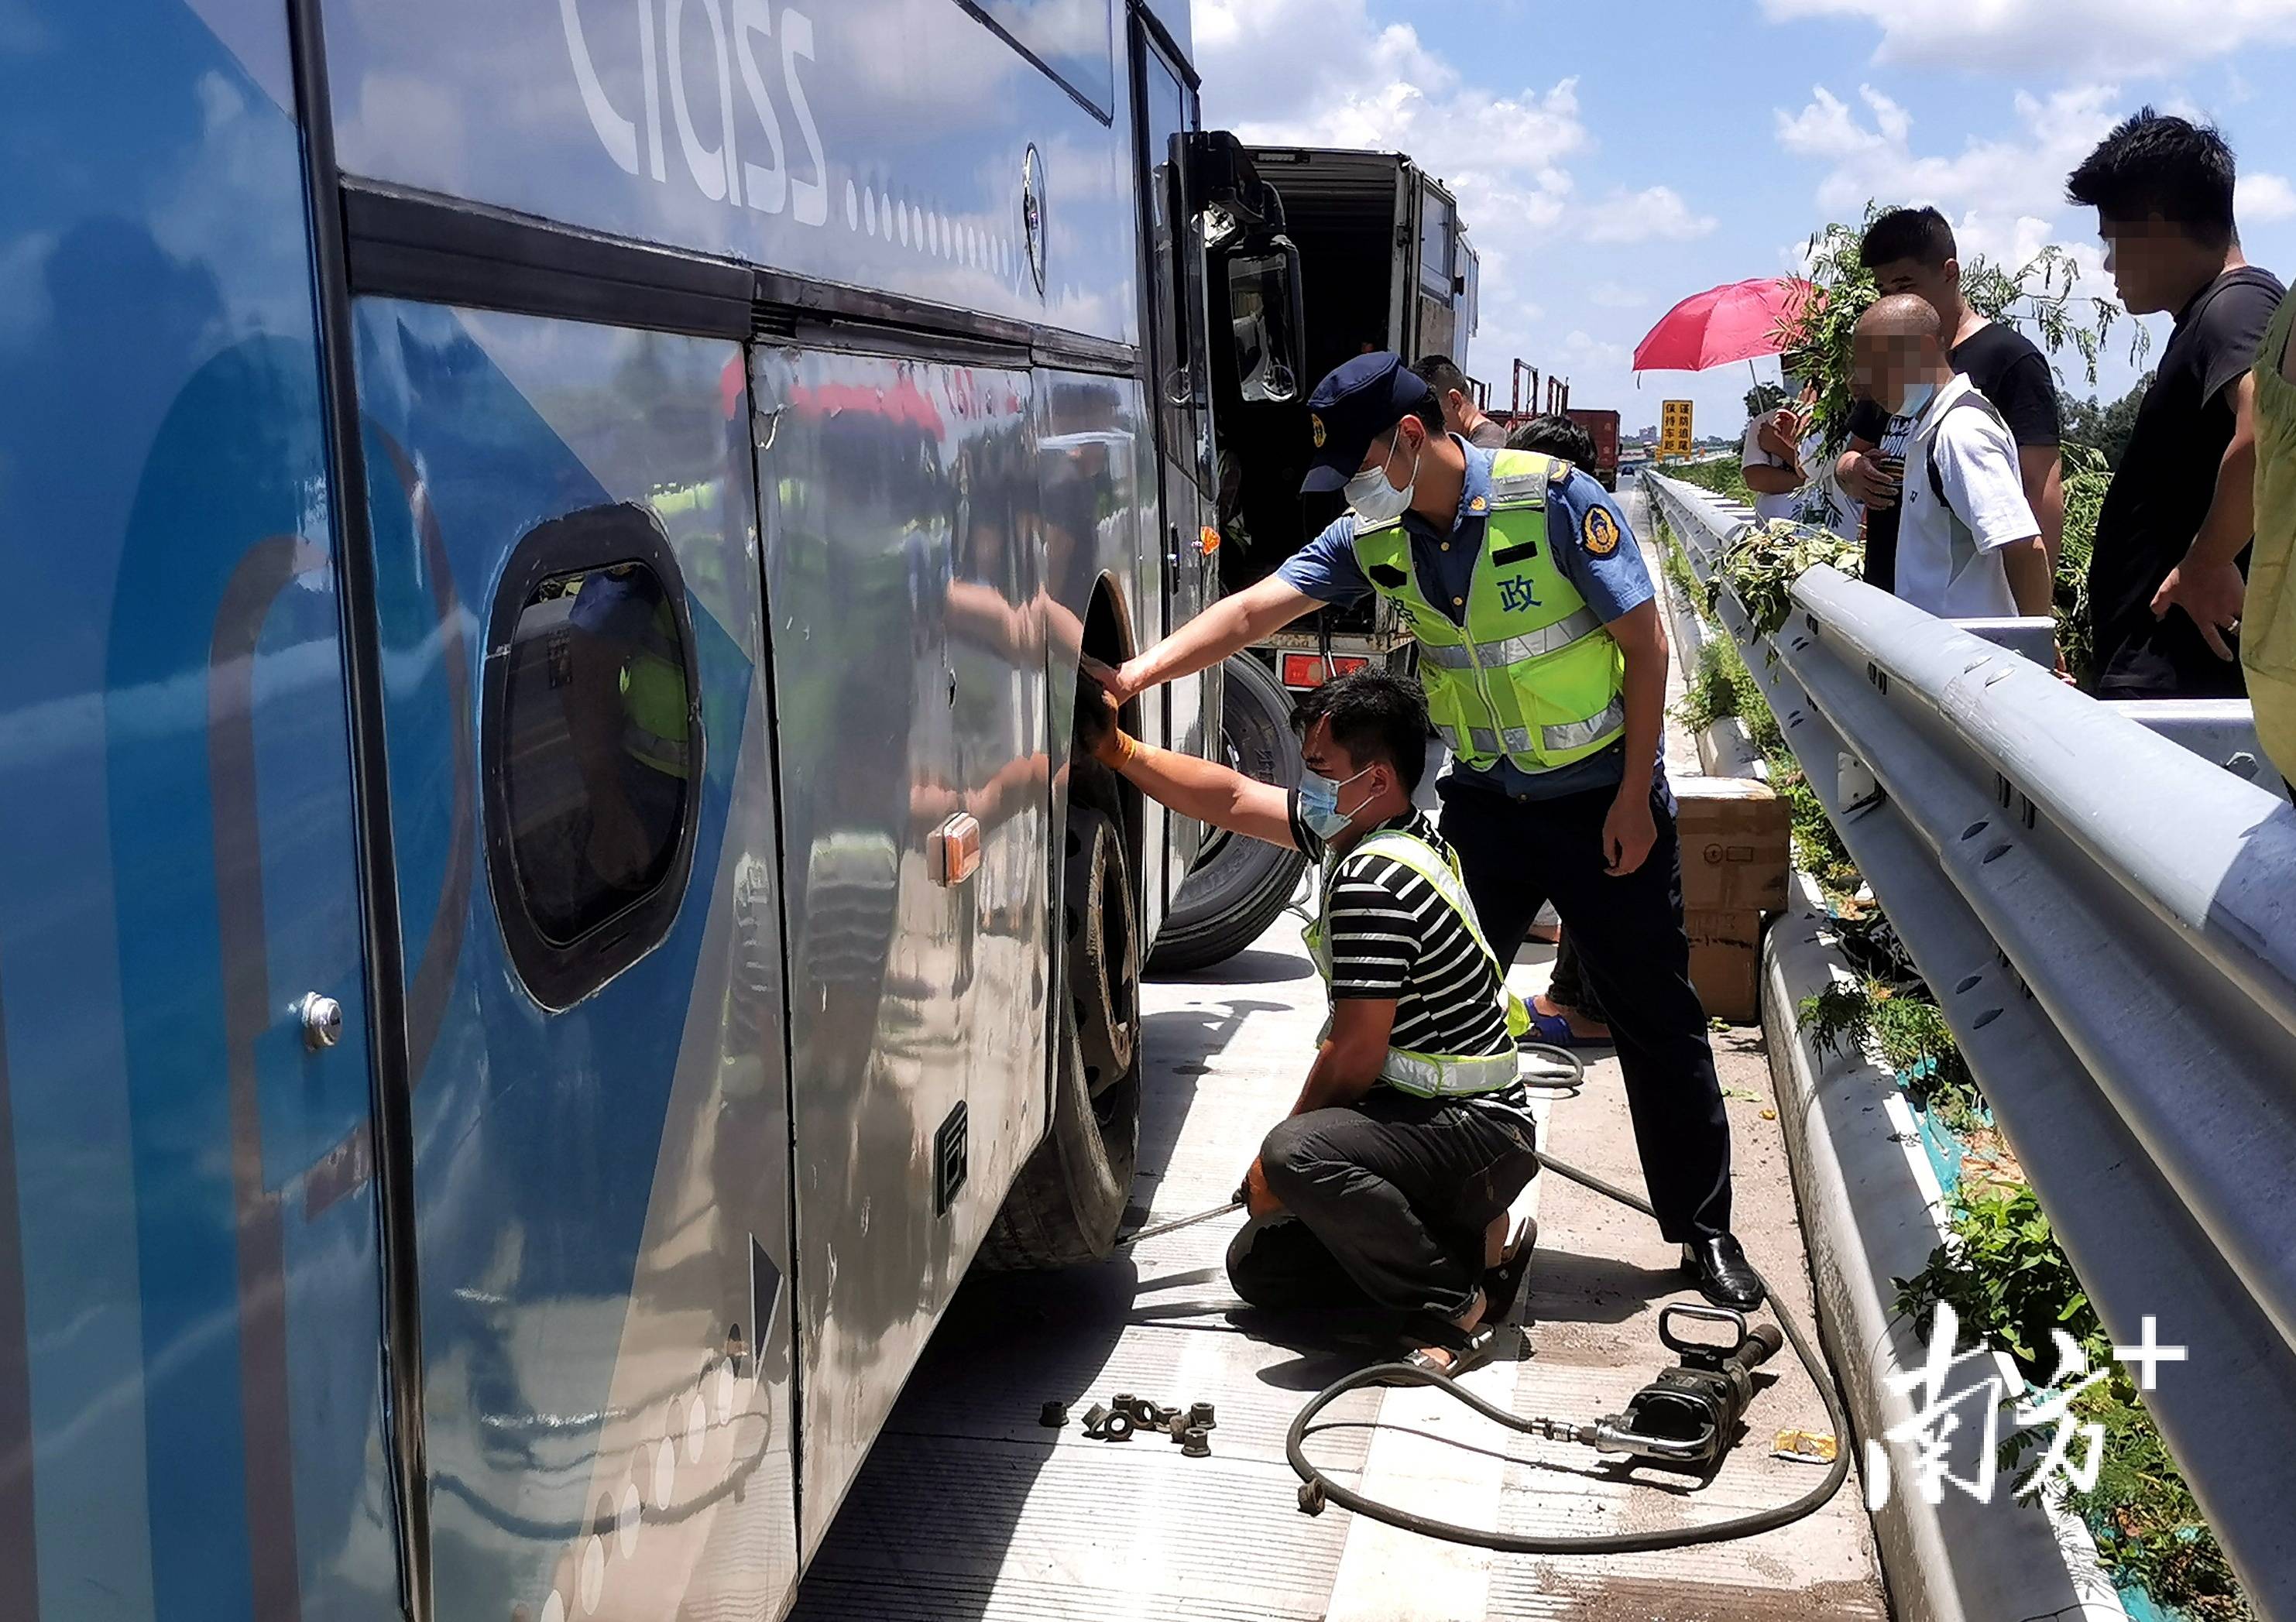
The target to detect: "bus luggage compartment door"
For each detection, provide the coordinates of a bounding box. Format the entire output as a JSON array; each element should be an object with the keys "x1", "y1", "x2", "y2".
[
  {"x1": 752, "y1": 345, "x2": 1051, "y2": 1557},
  {"x1": 350, "y1": 300, "x2": 801, "y2": 1622}
]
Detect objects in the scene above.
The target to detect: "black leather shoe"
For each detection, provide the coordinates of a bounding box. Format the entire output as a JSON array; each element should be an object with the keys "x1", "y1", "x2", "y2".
[{"x1": 1682, "y1": 1234, "x2": 1765, "y2": 1310}]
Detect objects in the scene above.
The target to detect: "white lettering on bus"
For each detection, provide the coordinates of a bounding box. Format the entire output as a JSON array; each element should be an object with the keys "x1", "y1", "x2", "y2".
[
  {"x1": 732, "y1": 0, "x2": 787, "y2": 215},
  {"x1": 561, "y1": 0, "x2": 827, "y2": 224},
  {"x1": 558, "y1": 0, "x2": 636, "y2": 174},
  {"x1": 779, "y1": 9, "x2": 826, "y2": 227},
  {"x1": 667, "y1": 0, "x2": 738, "y2": 202},
  {"x1": 639, "y1": 0, "x2": 667, "y2": 181}
]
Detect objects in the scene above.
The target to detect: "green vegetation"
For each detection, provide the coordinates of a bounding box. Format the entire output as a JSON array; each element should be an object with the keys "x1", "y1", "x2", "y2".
[
  {"x1": 1653, "y1": 517, "x2": 1858, "y2": 895},
  {"x1": 2059, "y1": 375, "x2": 2153, "y2": 470},
  {"x1": 2056, "y1": 445, "x2": 2112, "y2": 687},
  {"x1": 1896, "y1": 1191, "x2": 2255, "y2": 1622},
  {"x1": 1665, "y1": 454, "x2": 1755, "y2": 507},
  {"x1": 1674, "y1": 640, "x2": 1743, "y2": 733},
  {"x1": 1707, "y1": 517, "x2": 1865, "y2": 644},
  {"x1": 1774, "y1": 211, "x2": 2146, "y2": 467},
  {"x1": 1895, "y1": 1184, "x2": 2095, "y2": 1378},
  {"x1": 1800, "y1": 976, "x2": 1983, "y2": 1129}
]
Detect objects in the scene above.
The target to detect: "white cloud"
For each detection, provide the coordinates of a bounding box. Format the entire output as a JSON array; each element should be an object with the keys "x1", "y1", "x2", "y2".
[
  {"x1": 1759, "y1": 0, "x2": 2296, "y2": 76},
  {"x1": 1580, "y1": 186, "x2": 1718, "y2": 245},
  {"x1": 2239, "y1": 172, "x2": 2296, "y2": 224},
  {"x1": 1774, "y1": 81, "x2": 2120, "y2": 273},
  {"x1": 1197, "y1": 0, "x2": 1683, "y2": 398},
  {"x1": 1558, "y1": 329, "x2": 1631, "y2": 370},
  {"x1": 1590, "y1": 283, "x2": 1649, "y2": 309}
]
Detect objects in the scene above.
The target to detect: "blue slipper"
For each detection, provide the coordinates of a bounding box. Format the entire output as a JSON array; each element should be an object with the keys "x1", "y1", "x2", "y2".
[{"x1": 1522, "y1": 1009, "x2": 1607, "y2": 1049}]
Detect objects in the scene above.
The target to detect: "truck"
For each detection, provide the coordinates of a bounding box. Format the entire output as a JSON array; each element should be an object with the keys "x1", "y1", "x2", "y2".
[
  {"x1": 1566, "y1": 407, "x2": 1624, "y2": 490},
  {"x1": 0, "y1": 3, "x2": 1320, "y2": 1620},
  {"x1": 1148, "y1": 145, "x2": 1481, "y2": 972}
]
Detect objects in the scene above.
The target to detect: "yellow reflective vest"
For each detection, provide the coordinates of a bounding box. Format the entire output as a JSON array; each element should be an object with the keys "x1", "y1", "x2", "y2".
[{"x1": 1350, "y1": 449, "x2": 1626, "y2": 775}]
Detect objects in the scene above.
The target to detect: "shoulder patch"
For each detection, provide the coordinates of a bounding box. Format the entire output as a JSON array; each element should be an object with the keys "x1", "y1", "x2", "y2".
[
  {"x1": 1549, "y1": 458, "x2": 1573, "y2": 483},
  {"x1": 1580, "y1": 503, "x2": 1622, "y2": 557},
  {"x1": 1310, "y1": 413, "x2": 1326, "y2": 448}
]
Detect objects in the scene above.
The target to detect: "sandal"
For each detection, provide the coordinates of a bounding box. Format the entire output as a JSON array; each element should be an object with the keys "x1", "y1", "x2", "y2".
[
  {"x1": 1379, "y1": 1323, "x2": 1502, "y2": 1383},
  {"x1": 1521, "y1": 1009, "x2": 1609, "y2": 1050},
  {"x1": 1483, "y1": 1217, "x2": 1539, "y2": 1323}
]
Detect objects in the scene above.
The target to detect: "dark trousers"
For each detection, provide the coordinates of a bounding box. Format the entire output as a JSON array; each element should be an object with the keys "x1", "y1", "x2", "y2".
[
  {"x1": 1438, "y1": 776, "x2": 1733, "y2": 1243},
  {"x1": 1228, "y1": 1089, "x2": 1539, "y2": 1322},
  {"x1": 1548, "y1": 933, "x2": 1607, "y2": 1024}
]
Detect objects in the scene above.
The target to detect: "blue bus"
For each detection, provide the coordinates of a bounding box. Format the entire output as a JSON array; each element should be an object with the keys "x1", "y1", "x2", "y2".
[{"x1": 0, "y1": 2, "x2": 1307, "y2": 1617}]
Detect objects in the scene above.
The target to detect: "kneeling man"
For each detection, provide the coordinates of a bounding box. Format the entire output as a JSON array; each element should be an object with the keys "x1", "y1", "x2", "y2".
[{"x1": 1086, "y1": 669, "x2": 1537, "y2": 1375}]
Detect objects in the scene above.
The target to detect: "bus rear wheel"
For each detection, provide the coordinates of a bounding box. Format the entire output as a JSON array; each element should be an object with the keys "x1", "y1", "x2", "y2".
[
  {"x1": 1146, "y1": 653, "x2": 1308, "y2": 973},
  {"x1": 979, "y1": 804, "x2": 1141, "y2": 1268}
]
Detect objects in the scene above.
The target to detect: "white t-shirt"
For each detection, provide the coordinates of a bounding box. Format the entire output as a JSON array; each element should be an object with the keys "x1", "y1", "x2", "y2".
[
  {"x1": 1894, "y1": 374, "x2": 2040, "y2": 619},
  {"x1": 1791, "y1": 427, "x2": 1862, "y2": 541},
  {"x1": 1740, "y1": 415, "x2": 1803, "y2": 522}
]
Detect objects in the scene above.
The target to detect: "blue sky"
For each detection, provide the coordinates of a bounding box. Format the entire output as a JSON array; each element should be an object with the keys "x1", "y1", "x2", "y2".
[{"x1": 1196, "y1": 0, "x2": 2296, "y2": 440}]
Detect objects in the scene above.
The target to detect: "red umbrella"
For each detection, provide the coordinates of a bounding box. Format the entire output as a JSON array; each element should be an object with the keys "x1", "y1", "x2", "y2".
[{"x1": 1633, "y1": 277, "x2": 1813, "y2": 372}]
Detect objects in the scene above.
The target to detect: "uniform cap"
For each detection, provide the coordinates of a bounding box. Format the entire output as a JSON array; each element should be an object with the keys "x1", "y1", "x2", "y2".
[{"x1": 1300, "y1": 351, "x2": 1430, "y2": 493}]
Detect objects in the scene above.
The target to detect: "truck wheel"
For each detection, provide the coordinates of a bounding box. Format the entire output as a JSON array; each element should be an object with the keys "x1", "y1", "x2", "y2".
[
  {"x1": 977, "y1": 1004, "x2": 1139, "y2": 1269},
  {"x1": 1147, "y1": 653, "x2": 1309, "y2": 974},
  {"x1": 1066, "y1": 808, "x2": 1138, "y2": 1093}
]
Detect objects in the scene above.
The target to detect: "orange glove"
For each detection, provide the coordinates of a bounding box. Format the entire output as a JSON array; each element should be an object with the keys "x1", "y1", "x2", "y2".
[{"x1": 1240, "y1": 1157, "x2": 1284, "y2": 1218}]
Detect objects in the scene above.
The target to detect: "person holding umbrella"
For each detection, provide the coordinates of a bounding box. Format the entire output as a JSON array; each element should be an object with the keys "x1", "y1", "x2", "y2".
[{"x1": 1093, "y1": 353, "x2": 1761, "y2": 1311}]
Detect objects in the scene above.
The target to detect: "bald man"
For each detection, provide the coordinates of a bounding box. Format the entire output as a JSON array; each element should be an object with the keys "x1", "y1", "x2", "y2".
[{"x1": 1852, "y1": 295, "x2": 2054, "y2": 629}]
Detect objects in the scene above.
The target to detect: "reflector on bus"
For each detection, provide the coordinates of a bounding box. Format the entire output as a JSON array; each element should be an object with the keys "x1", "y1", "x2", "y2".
[{"x1": 1278, "y1": 652, "x2": 1370, "y2": 689}]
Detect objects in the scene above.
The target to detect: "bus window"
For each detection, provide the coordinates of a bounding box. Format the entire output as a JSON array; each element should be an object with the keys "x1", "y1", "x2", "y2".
[
  {"x1": 969, "y1": 0, "x2": 1115, "y2": 119},
  {"x1": 485, "y1": 508, "x2": 701, "y2": 1006}
]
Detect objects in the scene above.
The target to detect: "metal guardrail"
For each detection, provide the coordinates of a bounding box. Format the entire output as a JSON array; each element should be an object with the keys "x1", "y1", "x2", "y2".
[{"x1": 1644, "y1": 473, "x2": 2296, "y2": 1619}]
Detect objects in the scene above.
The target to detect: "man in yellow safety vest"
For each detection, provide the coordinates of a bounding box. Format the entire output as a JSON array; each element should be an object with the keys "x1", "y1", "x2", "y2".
[
  {"x1": 1097, "y1": 353, "x2": 1758, "y2": 1309},
  {"x1": 1088, "y1": 668, "x2": 1539, "y2": 1376}
]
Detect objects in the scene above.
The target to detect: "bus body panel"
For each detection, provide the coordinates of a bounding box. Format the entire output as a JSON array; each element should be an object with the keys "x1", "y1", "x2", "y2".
[
  {"x1": 344, "y1": 297, "x2": 806, "y2": 1620},
  {"x1": 319, "y1": 0, "x2": 1140, "y2": 345},
  {"x1": 0, "y1": 2, "x2": 400, "y2": 1617},
  {"x1": 754, "y1": 341, "x2": 1074, "y2": 1555},
  {"x1": 1, "y1": 1, "x2": 1214, "y2": 1616}
]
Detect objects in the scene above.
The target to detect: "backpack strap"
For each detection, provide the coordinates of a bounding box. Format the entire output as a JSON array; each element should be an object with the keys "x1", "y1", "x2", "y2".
[{"x1": 1924, "y1": 390, "x2": 2006, "y2": 510}]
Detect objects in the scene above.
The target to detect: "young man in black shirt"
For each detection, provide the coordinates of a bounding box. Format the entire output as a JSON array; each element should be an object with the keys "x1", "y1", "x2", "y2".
[
  {"x1": 1835, "y1": 207, "x2": 2064, "y2": 592},
  {"x1": 1417, "y1": 353, "x2": 1508, "y2": 449},
  {"x1": 2068, "y1": 108, "x2": 2284, "y2": 699}
]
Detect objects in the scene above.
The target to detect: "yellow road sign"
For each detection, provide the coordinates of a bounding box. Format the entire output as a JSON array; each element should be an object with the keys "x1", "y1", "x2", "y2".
[{"x1": 1659, "y1": 399, "x2": 1694, "y2": 459}]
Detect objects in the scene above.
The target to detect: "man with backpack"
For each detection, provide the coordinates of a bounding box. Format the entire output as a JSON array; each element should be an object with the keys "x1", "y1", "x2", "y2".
[{"x1": 1852, "y1": 295, "x2": 2054, "y2": 630}]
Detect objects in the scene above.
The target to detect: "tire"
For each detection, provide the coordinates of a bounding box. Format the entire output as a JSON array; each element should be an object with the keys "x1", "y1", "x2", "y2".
[
  {"x1": 1065, "y1": 808, "x2": 1138, "y2": 1094},
  {"x1": 978, "y1": 1005, "x2": 1140, "y2": 1269},
  {"x1": 1147, "y1": 653, "x2": 1309, "y2": 974}
]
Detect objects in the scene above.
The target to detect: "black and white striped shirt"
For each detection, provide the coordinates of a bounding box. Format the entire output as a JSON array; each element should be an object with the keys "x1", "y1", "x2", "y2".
[{"x1": 1290, "y1": 803, "x2": 1516, "y2": 1061}]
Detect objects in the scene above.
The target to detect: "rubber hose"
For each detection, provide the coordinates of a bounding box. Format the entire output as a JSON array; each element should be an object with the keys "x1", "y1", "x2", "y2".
[
  {"x1": 1515, "y1": 1041, "x2": 1587, "y2": 1091},
  {"x1": 1283, "y1": 1146, "x2": 1855, "y2": 1553}
]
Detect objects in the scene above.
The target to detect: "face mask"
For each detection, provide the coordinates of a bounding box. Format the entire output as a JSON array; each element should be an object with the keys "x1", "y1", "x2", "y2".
[
  {"x1": 1895, "y1": 380, "x2": 1938, "y2": 420},
  {"x1": 1298, "y1": 764, "x2": 1376, "y2": 839},
  {"x1": 1344, "y1": 433, "x2": 1420, "y2": 523}
]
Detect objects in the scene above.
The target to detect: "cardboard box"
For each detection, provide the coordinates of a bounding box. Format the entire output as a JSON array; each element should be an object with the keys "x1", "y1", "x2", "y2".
[
  {"x1": 1687, "y1": 907, "x2": 1763, "y2": 1024},
  {"x1": 1676, "y1": 775, "x2": 1791, "y2": 914}
]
